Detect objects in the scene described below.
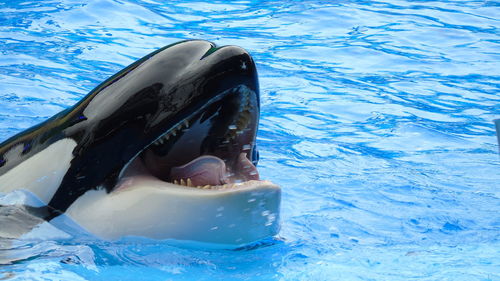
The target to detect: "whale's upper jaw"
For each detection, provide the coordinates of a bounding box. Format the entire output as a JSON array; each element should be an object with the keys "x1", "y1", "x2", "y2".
[
  {"x1": 115, "y1": 42, "x2": 263, "y2": 192},
  {"x1": 136, "y1": 84, "x2": 260, "y2": 188}
]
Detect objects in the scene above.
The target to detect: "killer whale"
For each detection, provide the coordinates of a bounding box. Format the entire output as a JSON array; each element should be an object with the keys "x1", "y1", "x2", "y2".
[{"x1": 0, "y1": 40, "x2": 280, "y2": 247}]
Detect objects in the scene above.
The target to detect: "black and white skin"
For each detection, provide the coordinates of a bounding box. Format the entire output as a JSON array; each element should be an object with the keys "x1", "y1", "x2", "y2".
[{"x1": 0, "y1": 40, "x2": 281, "y2": 247}]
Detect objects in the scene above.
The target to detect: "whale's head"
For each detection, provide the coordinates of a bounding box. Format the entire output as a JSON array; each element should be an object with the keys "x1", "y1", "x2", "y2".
[
  {"x1": 0, "y1": 40, "x2": 280, "y2": 247},
  {"x1": 47, "y1": 40, "x2": 282, "y2": 247},
  {"x1": 127, "y1": 41, "x2": 262, "y2": 188}
]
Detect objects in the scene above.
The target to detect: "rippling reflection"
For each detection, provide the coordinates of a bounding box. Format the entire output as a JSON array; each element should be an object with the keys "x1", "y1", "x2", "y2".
[{"x1": 0, "y1": 0, "x2": 499, "y2": 280}]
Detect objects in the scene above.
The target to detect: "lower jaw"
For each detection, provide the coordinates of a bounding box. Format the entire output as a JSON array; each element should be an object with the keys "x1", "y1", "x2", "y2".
[{"x1": 65, "y1": 162, "x2": 281, "y2": 247}]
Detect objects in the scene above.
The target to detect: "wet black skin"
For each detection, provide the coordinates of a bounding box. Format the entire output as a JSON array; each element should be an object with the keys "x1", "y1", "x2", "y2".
[{"x1": 0, "y1": 40, "x2": 260, "y2": 214}]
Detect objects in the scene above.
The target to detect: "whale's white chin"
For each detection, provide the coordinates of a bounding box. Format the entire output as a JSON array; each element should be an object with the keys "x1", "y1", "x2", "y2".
[{"x1": 65, "y1": 169, "x2": 281, "y2": 247}]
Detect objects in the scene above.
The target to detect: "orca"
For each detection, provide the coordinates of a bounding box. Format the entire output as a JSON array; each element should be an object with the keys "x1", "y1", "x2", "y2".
[{"x1": 0, "y1": 40, "x2": 281, "y2": 247}]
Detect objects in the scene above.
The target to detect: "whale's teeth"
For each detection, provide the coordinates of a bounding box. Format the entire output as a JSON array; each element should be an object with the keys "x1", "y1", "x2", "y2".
[
  {"x1": 180, "y1": 179, "x2": 186, "y2": 186},
  {"x1": 184, "y1": 120, "x2": 189, "y2": 128},
  {"x1": 203, "y1": 185, "x2": 210, "y2": 189},
  {"x1": 173, "y1": 180, "x2": 179, "y2": 185},
  {"x1": 187, "y1": 178, "x2": 193, "y2": 187}
]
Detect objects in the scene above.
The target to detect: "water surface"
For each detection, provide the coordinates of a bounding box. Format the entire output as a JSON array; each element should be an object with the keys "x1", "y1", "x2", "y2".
[{"x1": 0, "y1": 0, "x2": 499, "y2": 280}]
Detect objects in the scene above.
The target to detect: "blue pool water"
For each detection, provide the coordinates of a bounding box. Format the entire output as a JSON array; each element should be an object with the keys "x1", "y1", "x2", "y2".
[{"x1": 1, "y1": 0, "x2": 499, "y2": 280}]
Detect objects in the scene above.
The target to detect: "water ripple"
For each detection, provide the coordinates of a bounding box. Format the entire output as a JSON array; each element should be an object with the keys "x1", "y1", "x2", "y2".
[{"x1": 0, "y1": 0, "x2": 499, "y2": 280}]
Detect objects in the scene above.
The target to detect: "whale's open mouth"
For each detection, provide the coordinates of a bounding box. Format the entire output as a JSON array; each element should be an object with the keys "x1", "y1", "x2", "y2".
[
  {"x1": 115, "y1": 85, "x2": 263, "y2": 192},
  {"x1": 65, "y1": 83, "x2": 281, "y2": 245}
]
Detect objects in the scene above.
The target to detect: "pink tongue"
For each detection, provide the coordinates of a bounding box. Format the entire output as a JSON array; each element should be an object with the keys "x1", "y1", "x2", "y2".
[
  {"x1": 169, "y1": 154, "x2": 260, "y2": 186},
  {"x1": 170, "y1": 155, "x2": 228, "y2": 186}
]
